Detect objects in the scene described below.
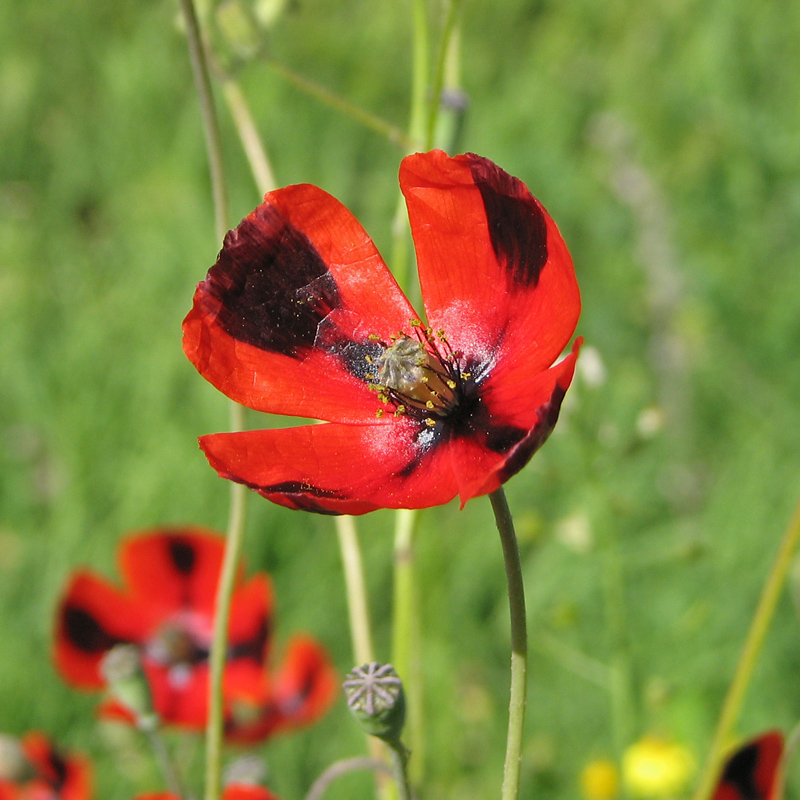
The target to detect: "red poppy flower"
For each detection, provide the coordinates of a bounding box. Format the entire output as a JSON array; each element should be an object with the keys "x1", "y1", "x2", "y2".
[
  {"x1": 0, "y1": 731, "x2": 92, "y2": 800},
  {"x1": 134, "y1": 786, "x2": 281, "y2": 800},
  {"x1": 224, "y1": 635, "x2": 338, "y2": 744},
  {"x1": 54, "y1": 527, "x2": 273, "y2": 730},
  {"x1": 183, "y1": 149, "x2": 581, "y2": 515},
  {"x1": 712, "y1": 731, "x2": 784, "y2": 800}
]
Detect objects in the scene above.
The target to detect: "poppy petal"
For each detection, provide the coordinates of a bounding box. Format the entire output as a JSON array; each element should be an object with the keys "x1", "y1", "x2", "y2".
[
  {"x1": 199, "y1": 419, "x2": 466, "y2": 514},
  {"x1": 183, "y1": 184, "x2": 418, "y2": 424},
  {"x1": 119, "y1": 527, "x2": 236, "y2": 621},
  {"x1": 223, "y1": 787, "x2": 282, "y2": 800},
  {"x1": 272, "y1": 635, "x2": 337, "y2": 729},
  {"x1": 228, "y1": 574, "x2": 272, "y2": 662},
  {"x1": 225, "y1": 635, "x2": 336, "y2": 744},
  {"x1": 21, "y1": 732, "x2": 92, "y2": 800},
  {"x1": 712, "y1": 732, "x2": 784, "y2": 800},
  {"x1": 54, "y1": 572, "x2": 155, "y2": 688},
  {"x1": 143, "y1": 661, "x2": 209, "y2": 729},
  {"x1": 400, "y1": 150, "x2": 580, "y2": 372}
]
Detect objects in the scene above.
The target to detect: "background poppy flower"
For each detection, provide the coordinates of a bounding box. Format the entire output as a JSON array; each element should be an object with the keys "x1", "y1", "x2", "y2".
[
  {"x1": 711, "y1": 732, "x2": 784, "y2": 800},
  {"x1": 134, "y1": 787, "x2": 282, "y2": 800},
  {"x1": 0, "y1": 731, "x2": 92, "y2": 800},
  {"x1": 183, "y1": 149, "x2": 581, "y2": 515},
  {"x1": 224, "y1": 635, "x2": 338, "y2": 744},
  {"x1": 54, "y1": 527, "x2": 272, "y2": 729}
]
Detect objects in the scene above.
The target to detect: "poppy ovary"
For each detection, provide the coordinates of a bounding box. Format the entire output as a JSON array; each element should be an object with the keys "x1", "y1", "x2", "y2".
[
  {"x1": 147, "y1": 622, "x2": 205, "y2": 667},
  {"x1": 371, "y1": 326, "x2": 462, "y2": 421}
]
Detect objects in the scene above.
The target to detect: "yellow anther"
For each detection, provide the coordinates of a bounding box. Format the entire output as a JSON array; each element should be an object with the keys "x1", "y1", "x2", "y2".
[
  {"x1": 425, "y1": 400, "x2": 435, "y2": 409},
  {"x1": 460, "y1": 372, "x2": 471, "y2": 380},
  {"x1": 447, "y1": 379, "x2": 457, "y2": 389},
  {"x1": 365, "y1": 355, "x2": 373, "y2": 364},
  {"x1": 368, "y1": 333, "x2": 381, "y2": 341},
  {"x1": 375, "y1": 408, "x2": 384, "y2": 418},
  {"x1": 394, "y1": 405, "x2": 406, "y2": 417},
  {"x1": 410, "y1": 318, "x2": 422, "y2": 327},
  {"x1": 425, "y1": 418, "x2": 436, "y2": 427}
]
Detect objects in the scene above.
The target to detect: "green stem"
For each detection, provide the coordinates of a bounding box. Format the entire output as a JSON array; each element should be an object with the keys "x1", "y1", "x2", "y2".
[
  {"x1": 335, "y1": 515, "x2": 388, "y2": 797},
  {"x1": 220, "y1": 75, "x2": 276, "y2": 195},
  {"x1": 265, "y1": 58, "x2": 413, "y2": 151},
  {"x1": 178, "y1": 0, "x2": 228, "y2": 243},
  {"x1": 391, "y1": 509, "x2": 423, "y2": 782},
  {"x1": 336, "y1": 515, "x2": 375, "y2": 667},
  {"x1": 386, "y1": 740, "x2": 413, "y2": 800},
  {"x1": 145, "y1": 726, "x2": 183, "y2": 798},
  {"x1": 177, "y1": 4, "x2": 250, "y2": 799},
  {"x1": 490, "y1": 488, "x2": 528, "y2": 800},
  {"x1": 425, "y1": 0, "x2": 461, "y2": 149},
  {"x1": 304, "y1": 758, "x2": 394, "y2": 800},
  {"x1": 205, "y1": 405, "x2": 249, "y2": 800},
  {"x1": 408, "y1": 0, "x2": 429, "y2": 151},
  {"x1": 692, "y1": 494, "x2": 800, "y2": 800}
]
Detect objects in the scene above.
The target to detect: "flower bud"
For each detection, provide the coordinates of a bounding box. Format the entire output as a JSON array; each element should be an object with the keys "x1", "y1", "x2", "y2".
[
  {"x1": 342, "y1": 662, "x2": 405, "y2": 743},
  {"x1": 100, "y1": 644, "x2": 158, "y2": 732}
]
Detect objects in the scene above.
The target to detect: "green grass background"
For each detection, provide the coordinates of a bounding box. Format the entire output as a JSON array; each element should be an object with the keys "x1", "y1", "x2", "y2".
[{"x1": 2, "y1": 0, "x2": 800, "y2": 798}]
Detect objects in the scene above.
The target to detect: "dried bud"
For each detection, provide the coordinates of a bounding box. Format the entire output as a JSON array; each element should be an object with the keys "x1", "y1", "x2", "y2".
[
  {"x1": 342, "y1": 663, "x2": 405, "y2": 743},
  {"x1": 100, "y1": 644, "x2": 158, "y2": 732}
]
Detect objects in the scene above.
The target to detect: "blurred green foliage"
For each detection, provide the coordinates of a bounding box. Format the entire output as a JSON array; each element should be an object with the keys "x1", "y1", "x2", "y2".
[{"x1": 2, "y1": 0, "x2": 800, "y2": 798}]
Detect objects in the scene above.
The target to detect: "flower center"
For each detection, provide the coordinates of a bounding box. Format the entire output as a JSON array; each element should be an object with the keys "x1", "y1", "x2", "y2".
[
  {"x1": 148, "y1": 623, "x2": 203, "y2": 667},
  {"x1": 367, "y1": 323, "x2": 466, "y2": 424}
]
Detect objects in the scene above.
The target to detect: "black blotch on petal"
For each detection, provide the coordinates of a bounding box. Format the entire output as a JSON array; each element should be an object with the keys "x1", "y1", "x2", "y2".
[
  {"x1": 62, "y1": 605, "x2": 120, "y2": 653},
  {"x1": 466, "y1": 155, "x2": 548, "y2": 287},
  {"x1": 45, "y1": 747, "x2": 69, "y2": 790},
  {"x1": 497, "y1": 384, "x2": 566, "y2": 483},
  {"x1": 203, "y1": 203, "x2": 341, "y2": 358},
  {"x1": 721, "y1": 742, "x2": 761, "y2": 800},
  {"x1": 167, "y1": 537, "x2": 196, "y2": 575},
  {"x1": 230, "y1": 614, "x2": 271, "y2": 663}
]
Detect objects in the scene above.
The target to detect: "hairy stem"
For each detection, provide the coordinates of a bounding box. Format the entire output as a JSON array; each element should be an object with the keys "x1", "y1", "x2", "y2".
[{"x1": 490, "y1": 488, "x2": 528, "y2": 800}]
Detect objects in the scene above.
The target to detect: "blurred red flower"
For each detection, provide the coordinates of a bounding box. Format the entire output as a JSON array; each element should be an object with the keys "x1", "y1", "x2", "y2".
[
  {"x1": 134, "y1": 787, "x2": 281, "y2": 800},
  {"x1": 184, "y1": 149, "x2": 581, "y2": 515},
  {"x1": 712, "y1": 731, "x2": 783, "y2": 800},
  {"x1": 0, "y1": 731, "x2": 91, "y2": 800},
  {"x1": 53, "y1": 527, "x2": 335, "y2": 739}
]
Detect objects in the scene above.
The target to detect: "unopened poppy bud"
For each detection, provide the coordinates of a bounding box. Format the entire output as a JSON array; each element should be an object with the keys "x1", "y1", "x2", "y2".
[
  {"x1": 342, "y1": 662, "x2": 405, "y2": 743},
  {"x1": 0, "y1": 735, "x2": 34, "y2": 783},
  {"x1": 100, "y1": 644, "x2": 158, "y2": 732}
]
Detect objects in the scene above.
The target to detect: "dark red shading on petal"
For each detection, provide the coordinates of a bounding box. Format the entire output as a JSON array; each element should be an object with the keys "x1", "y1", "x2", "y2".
[
  {"x1": 54, "y1": 572, "x2": 155, "y2": 688},
  {"x1": 225, "y1": 635, "x2": 336, "y2": 744},
  {"x1": 183, "y1": 184, "x2": 418, "y2": 424},
  {"x1": 21, "y1": 732, "x2": 92, "y2": 800},
  {"x1": 119, "y1": 527, "x2": 235, "y2": 621},
  {"x1": 400, "y1": 150, "x2": 580, "y2": 374},
  {"x1": 199, "y1": 419, "x2": 467, "y2": 515},
  {"x1": 229, "y1": 573, "x2": 272, "y2": 662},
  {"x1": 712, "y1": 732, "x2": 784, "y2": 800}
]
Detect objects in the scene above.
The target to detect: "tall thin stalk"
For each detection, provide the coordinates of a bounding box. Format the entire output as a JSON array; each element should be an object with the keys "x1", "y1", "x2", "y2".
[
  {"x1": 177, "y1": 4, "x2": 249, "y2": 800},
  {"x1": 490, "y1": 488, "x2": 528, "y2": 800}
]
